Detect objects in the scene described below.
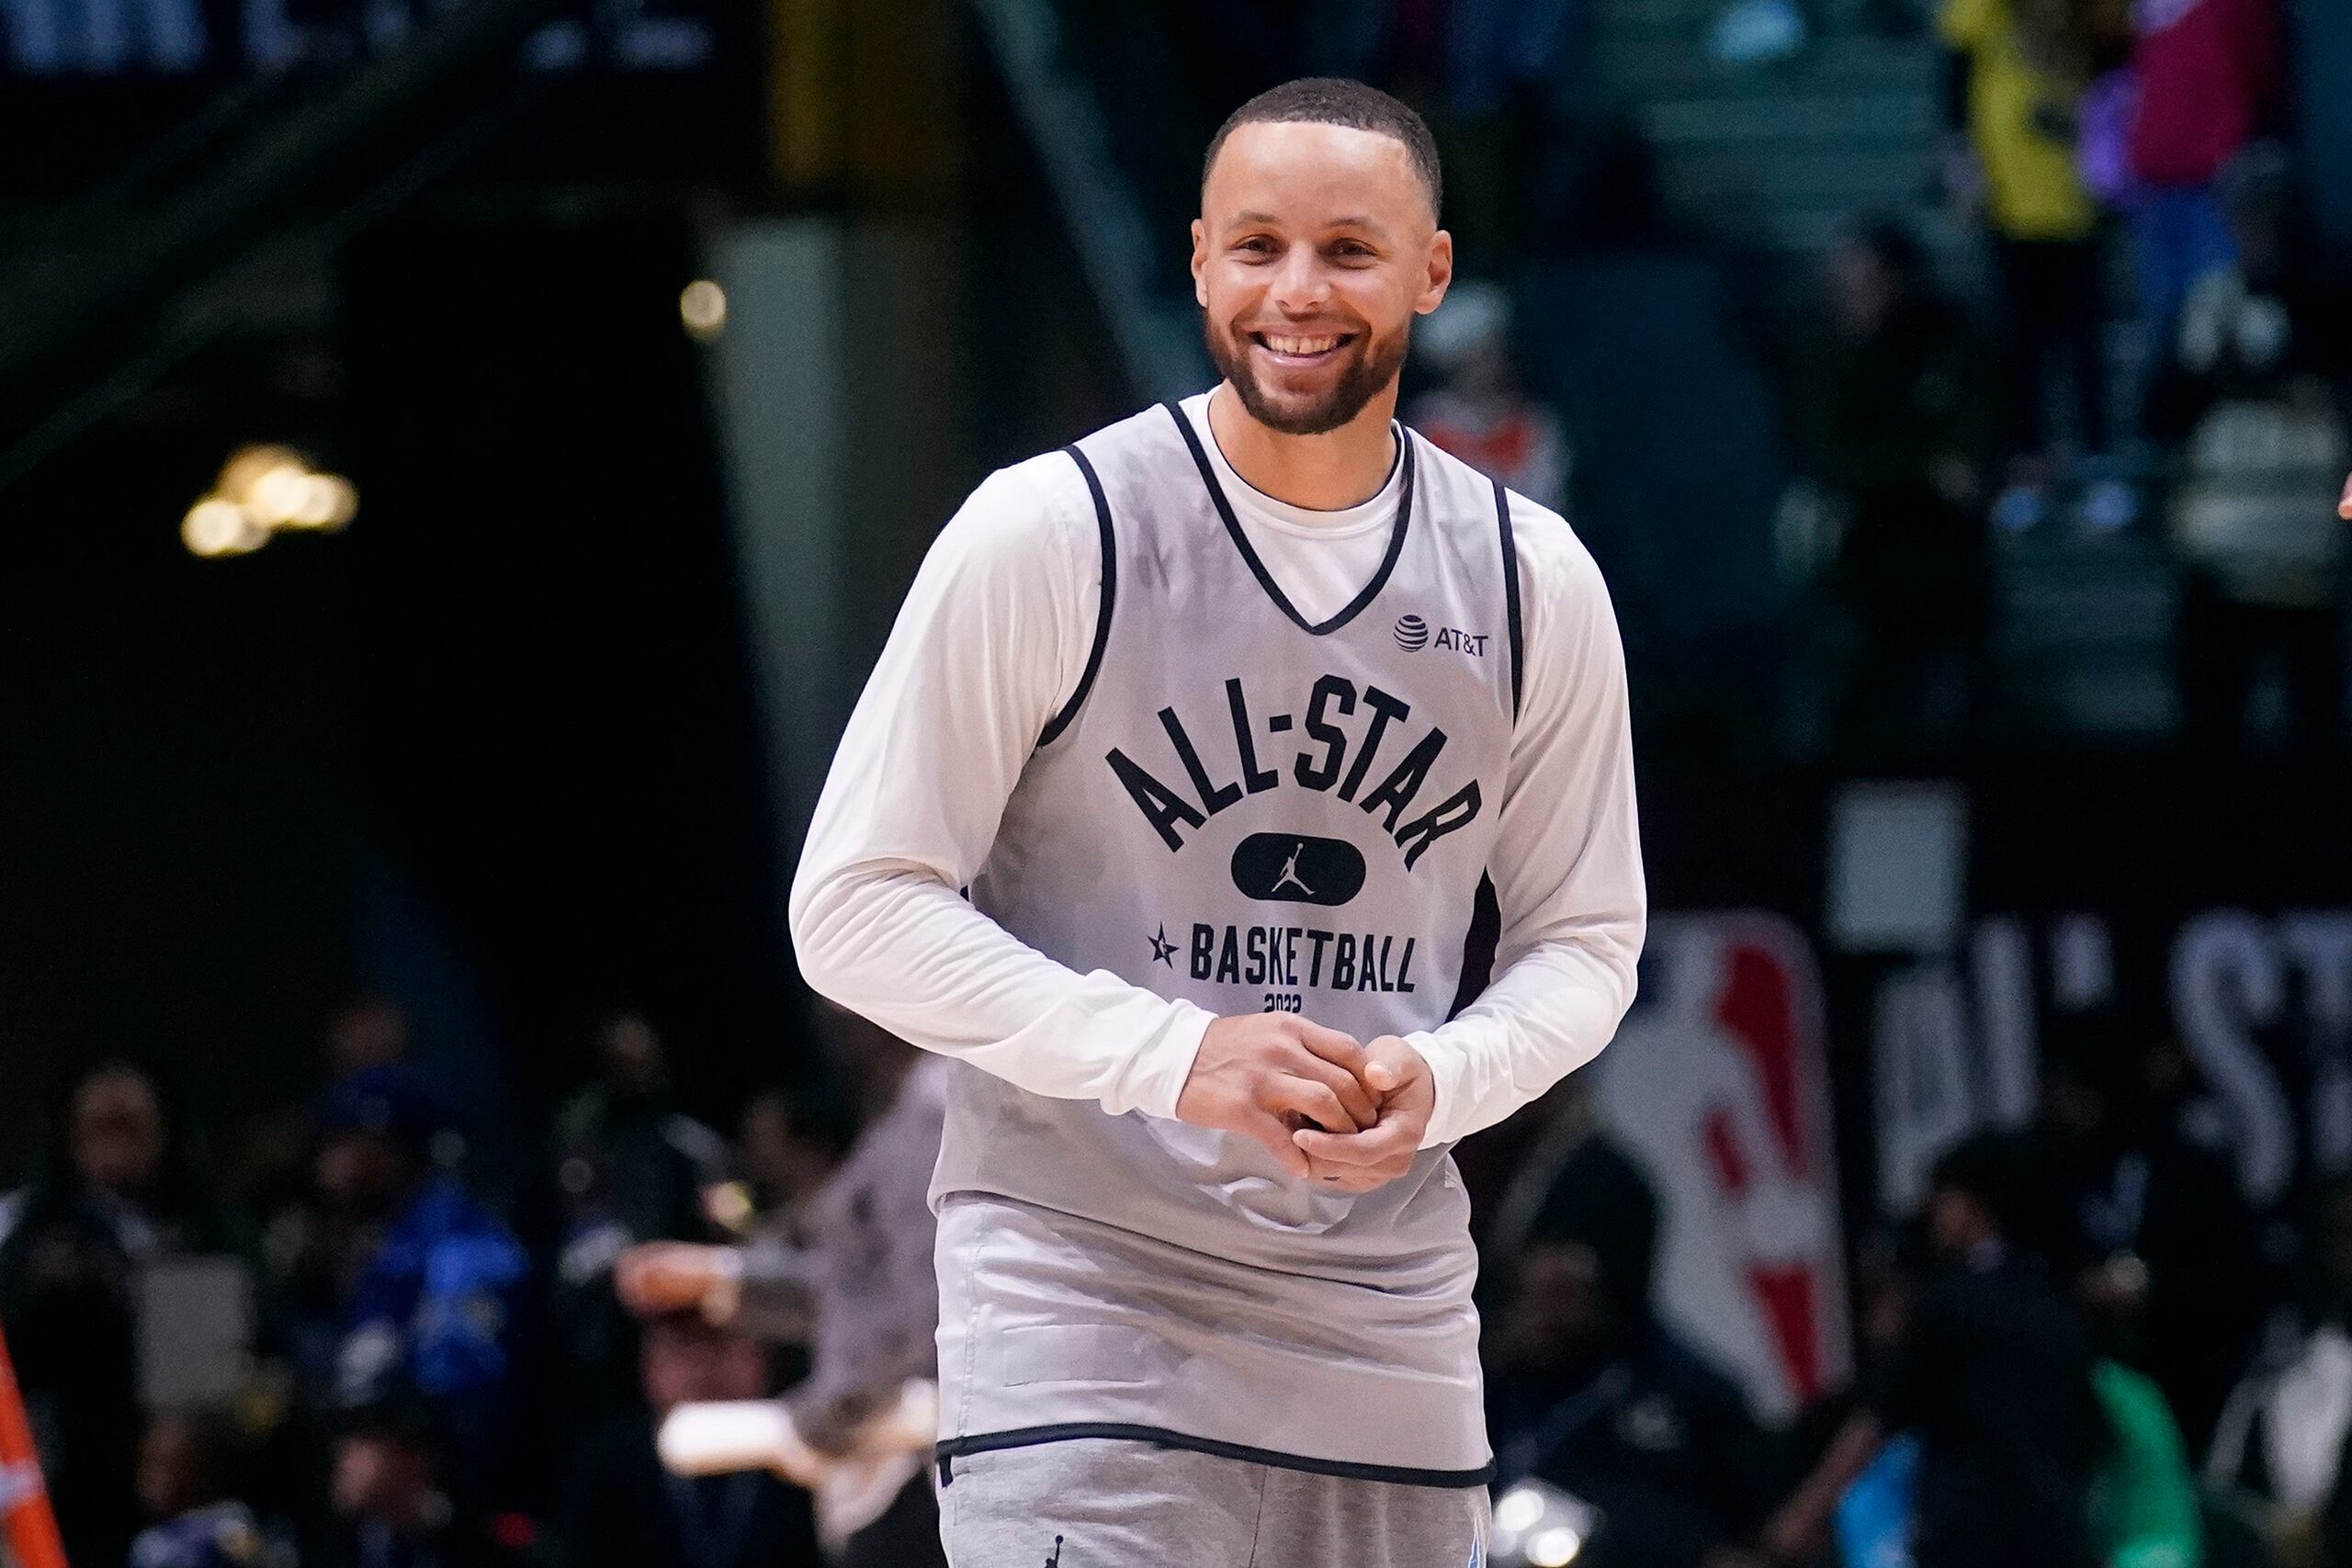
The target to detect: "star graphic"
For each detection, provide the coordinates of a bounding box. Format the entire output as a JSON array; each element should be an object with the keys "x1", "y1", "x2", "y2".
[{"x1": 1148, "y1": 924, "x2": 1177, "y2": 966}]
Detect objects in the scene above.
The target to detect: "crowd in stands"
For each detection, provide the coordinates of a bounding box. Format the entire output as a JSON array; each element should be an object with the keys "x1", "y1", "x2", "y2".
[
  {"x1": 10, "y1": 989, "x2": 2352, "y2": 1568},
  {"x1": 1329, "y1": 0, "x2": 2351, "y2": 754}
]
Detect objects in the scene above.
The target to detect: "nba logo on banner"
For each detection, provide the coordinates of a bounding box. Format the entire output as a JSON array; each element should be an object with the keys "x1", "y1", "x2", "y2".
[{"x1": 1589, "y1": 913, "x2": 1851, "y2": 1419}]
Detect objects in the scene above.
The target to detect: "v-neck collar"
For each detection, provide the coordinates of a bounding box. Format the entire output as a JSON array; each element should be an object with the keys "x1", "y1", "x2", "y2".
[{"x1": 1163, "y1": 399, "x2": 1415, "y2": 637}]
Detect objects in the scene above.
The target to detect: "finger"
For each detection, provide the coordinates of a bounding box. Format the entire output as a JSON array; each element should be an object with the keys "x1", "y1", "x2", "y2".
[
  {"x1": 1304, "y1": 1156, "x2": 1398, "y2": 1194},
  {"x1": 1246, "y1": 1113, "x2": 1314, "y2": 1179},
  {"x1": 1288, "y1": 1054, "x2": 1378, "y2": 1128},
  {"x1": 1362, "y1": 1037, "x2": 1415, "y2": 1096},
  {"x1": 1265, "y1": 1076, "x2": 1361, "y2": 1136},
  {"x1": 1287, "y1": 1019, "x2": 1369, "y2": 1078},
  {"x1": 1293, "y1": 1121, "x2": 1411, "y2": 1168},
  {"x1": 2341, "y1": 473, "x2": 2352, "y2": 519}
]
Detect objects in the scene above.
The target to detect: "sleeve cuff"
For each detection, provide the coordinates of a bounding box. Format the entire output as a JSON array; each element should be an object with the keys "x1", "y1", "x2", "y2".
[
  {"x1": 1121, "y1": 999, "x2": 1216, "y2": 1122},
  {"x1": 1405, "y1": 1031, "x2": 1472, "y2": 1149}
]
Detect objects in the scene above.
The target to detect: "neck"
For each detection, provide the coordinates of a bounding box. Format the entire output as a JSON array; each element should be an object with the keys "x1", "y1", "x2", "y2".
[{"x1": 1207, "y1": 381, "x2": 1399, "y2": 511}]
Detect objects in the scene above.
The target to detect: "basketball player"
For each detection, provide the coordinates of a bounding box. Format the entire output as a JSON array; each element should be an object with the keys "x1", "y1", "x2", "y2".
[{"x1": 788, "y1": 78, "x2": 1645, "y2": 1565}]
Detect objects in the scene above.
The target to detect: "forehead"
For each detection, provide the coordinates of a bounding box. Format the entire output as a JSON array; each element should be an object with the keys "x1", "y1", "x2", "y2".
[{"x1": 1204, "y1": 120, "x2": 1432, "y2": 229}]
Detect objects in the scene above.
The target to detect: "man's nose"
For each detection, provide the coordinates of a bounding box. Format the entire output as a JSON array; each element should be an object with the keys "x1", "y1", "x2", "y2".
[{"x1": 1269, "y1": 251, "x2": 1332, "y2": 314}]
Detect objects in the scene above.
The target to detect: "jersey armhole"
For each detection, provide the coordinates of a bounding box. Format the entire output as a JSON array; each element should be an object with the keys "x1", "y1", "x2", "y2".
[
  {"x1": 1037, "y1": 445, "x2": 1116, "y2": 748},
  {"x1": 1493, "y1": 476, "x2": 1524, "y2": 720}
]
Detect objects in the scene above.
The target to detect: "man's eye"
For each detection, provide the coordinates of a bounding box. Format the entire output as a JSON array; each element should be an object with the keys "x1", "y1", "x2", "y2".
[{"x1": 1235, "y1": 237, "x2": 1276, "y2": 255}]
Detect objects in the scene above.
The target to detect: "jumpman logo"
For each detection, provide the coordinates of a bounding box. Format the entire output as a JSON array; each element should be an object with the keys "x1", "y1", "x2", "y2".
[
  {"x1": 1045, "y1": 1536, "x2": 1064, "y2": 1567},
  {"x1": 1272, "y1": 842, "x2": 1313, "y2": 897}
]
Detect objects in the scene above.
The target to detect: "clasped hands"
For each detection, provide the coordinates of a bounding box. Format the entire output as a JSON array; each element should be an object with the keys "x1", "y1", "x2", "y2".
[{"x1": 1173, "y1": 1013, "x2": 1434, "y2": 1193}]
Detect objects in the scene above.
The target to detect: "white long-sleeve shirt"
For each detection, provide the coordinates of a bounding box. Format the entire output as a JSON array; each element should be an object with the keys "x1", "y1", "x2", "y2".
[{"x1": 788, "y1": 393, "x2": 1645, "y2": 1148}]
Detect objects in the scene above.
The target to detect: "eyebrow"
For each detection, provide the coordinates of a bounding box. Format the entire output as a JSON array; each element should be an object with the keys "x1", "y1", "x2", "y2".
[{"x1": 1228, "y1": 210, "x2": 1392, "y2": 237}]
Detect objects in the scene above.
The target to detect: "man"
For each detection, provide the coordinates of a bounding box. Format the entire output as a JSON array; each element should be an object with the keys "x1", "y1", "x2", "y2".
[
  {"x1": 552, "y1": 1312, "x2": 822, "y2": 1568},
  {"x1": 311, "y1": 1396, "x2": 513, "y2": 1568},
  {"x1": 308, "y1": 1066, "x2": 528, "y2": 1482},
  {"x1": 616, "y1": 1006, "x2": 947, "y2": 1567},
  {"x1": 1485, "y1": 1137, "x2": 1774, "y2": 1568},
  {"x1": 789, "y1": 76, "x2": 1645, "y2": 1565},
  {"x1": 1758, "y1": 1134, "x2": 2109, "y2": 1568}
]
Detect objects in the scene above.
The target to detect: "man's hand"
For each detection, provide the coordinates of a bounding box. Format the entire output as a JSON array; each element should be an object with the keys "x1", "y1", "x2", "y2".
[
  {"x1": 1175, "y1": 1013, "x2": 1378, "y2": 1179},
  {"x1": 2339, "y1": 471, "x2": 2352, "y2": 520},
  {"x1": 1292, "y1": 1036, "x2": 1435, "y2": 1194},
  {"x1": 615, "y1": 1241, "x2": 735, "y2": 1317}
]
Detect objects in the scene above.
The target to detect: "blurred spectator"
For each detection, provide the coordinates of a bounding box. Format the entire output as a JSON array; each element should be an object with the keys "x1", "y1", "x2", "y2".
[
  {"x1": 547, "y1": 1014, "x2": 731, "y2": 1427},
  {"x1": 2040, "y1": 1021, "x2": 2268, "y2": 1451},
  {"x1": 303, "y1": 1065, "x2": 527, "y2": 1478},
  {"x1": 549, "y1": 1311, "x2": 820, "y2": 1568},
  {"x1": 2125, "y1": 0, "x2": 2284, "y2": 361},
  {"x1": 2209, "y1": 1175, "x2": 2352, "y2": 1557},
  {"x1": 733, "y1": 1089, "x2": 846, "y2": 1235},
  {"x1": 1939, "y1": 0, "x2": 2125, "y2": 531},
  {"x1": 1305, "y1": 1, "x2": 1588, "y2": 262},
  {"x1": 2148, "y1": 152, "x2": 2352, "y2": 745},
  {"x1": 311, "y1": 1396, "x2": 513, "y2": 1568},
  {"x1": 1761, "y1": 1132, "x2": 2110, "y2": 1568},
  {"x1": 130, "y1": 1412, "x2": 289, "y2": 1568},
  {"x1": 0, "y1": 1064, "x2": 247, "y2": 1568},
  {"x1": 552, "y1": 1014, "x2": 730, "y2": 1265},
  {"x1": 1787, "y1": 220, "x2": 1997, "y2": 750},
  {"x1": 330, "y1": 998, "x2": 414, "y2": 1077},
  {"x1": 615, "y1": 1007, "x2": 945, "y2": 1568},
  {"x1": 1484, "y1": 1132, "x2": 1776, "y2": 1568},
  {"x1": 2086, "y1": 1359, "x2": 2204, "y2": 1568},
  {"x1": 1407, "y1": 280, "x2": 1570, "y2": 514}
]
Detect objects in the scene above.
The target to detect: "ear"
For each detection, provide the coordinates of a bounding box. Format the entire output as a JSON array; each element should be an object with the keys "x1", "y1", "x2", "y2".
[
  {"x1": 1191, "y1": 218, "x2": 1209, "y2": 308},
  {"x1": 1415, "y1": 229, "x2": 1455, "y2": 316}
]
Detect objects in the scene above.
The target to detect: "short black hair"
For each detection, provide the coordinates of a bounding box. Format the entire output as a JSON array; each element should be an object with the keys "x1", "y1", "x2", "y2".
[{"x1": 1203, "y1": 77, "x2": 1442, "y2": 220}]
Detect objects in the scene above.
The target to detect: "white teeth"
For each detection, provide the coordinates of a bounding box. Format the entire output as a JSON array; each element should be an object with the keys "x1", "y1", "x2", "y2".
[{"x1": 1264, "y1": 335, "x2": 1340, "y2": 355}]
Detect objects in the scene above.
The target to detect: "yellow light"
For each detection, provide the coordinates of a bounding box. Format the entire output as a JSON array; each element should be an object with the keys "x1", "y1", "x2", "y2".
[
  {"x1": 1527, "y1": 1528, "x2": 1583, "y2": 1567},
  {"x1": 217, "y1": 445, "x2": 306, "y2": 505},
  {"x1": 183, "y1": 497, "x2": 267, "y2": 558},
  {"x1": 247, "y1": 463, "x2": 312, "y2": 526},
  {"x1": 289, "y1": 473, "x2": 358, "y2": 530},
  {"x1": 1494, "y1": 1487, "x2": 1547, "y2": 1535},
  {"x1": 680, "y1": 278, "x2": 727, "y2": 340}
]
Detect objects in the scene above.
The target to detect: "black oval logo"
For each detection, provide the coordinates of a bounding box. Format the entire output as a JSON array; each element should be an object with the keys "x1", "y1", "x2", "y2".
[
  {"x1": 1230, "y1": 833, "x2": 1367, "y2": 907},
  {"x1": 1394, "y1": 614, "x2": 1429, "y2": 650}
]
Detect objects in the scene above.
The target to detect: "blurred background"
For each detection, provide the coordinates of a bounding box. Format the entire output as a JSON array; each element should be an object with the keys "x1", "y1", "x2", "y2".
[{"x1": 2, "y1": 0, "x2": 2350, "y2": 1564}]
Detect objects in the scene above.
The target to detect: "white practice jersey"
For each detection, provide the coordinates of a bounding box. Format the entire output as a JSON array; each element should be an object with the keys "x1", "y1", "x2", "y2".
[
  {"x1": 935, "y1": 400, "x2": 1525, "y2": 1483},
  {"x1": 791, "y1": 387, "x2": 1646, "y2": 1488}
]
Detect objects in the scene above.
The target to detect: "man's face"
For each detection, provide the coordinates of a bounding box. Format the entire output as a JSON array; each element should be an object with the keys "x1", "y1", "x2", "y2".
[
  {"x1": 1193, "y1": 120, "x2": 1452, "y2": 436},
  {"x1": 72, "y1": 1070, "x2": 164, "y2": 1196},
  {"x1": 640, "y1": 1319, "x2": 770, "y2": 1414}
]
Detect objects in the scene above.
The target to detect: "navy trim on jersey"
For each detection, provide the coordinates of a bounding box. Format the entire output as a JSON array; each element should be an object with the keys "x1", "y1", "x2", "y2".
[
  {"x1": 1160, "y1": 400, "x2": 1414, "y2": 638},
  {"x1": 1447, "y1": 872, "x2": 1503, "y2": 1021},
  {"x1": 1038, "y1": 445, "x2": 1118, "y2": 748},
  {"x1": 933, "y1": 1423, "x2": 1495, "y2": 1490},
  {"x1": 1493, "y1": 477, "x2": 1523, "y2": 719}
]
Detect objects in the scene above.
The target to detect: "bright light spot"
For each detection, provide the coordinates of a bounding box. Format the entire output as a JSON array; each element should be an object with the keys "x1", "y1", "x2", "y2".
[
  {"x1": 1527, "y1": 1527, "x2": 1583, "y2": 1567},
  {"x1": 217, "y1": 445, "x2": 305, "y2": 504},
  {"x1": 247, "y1": 463, "x2": 311, "y2": 526},
  {"x1": 183, "y1": 498, "x2": 267, "y2": 558},
  {"x1": 1494, "y1": 1487, "x2": 1547, "y2": 1536},
  {"x1": 680, "y1": 278, "x2": 727, "y2": 340},
  {"x1": 291, "y1": 473, "x2": 358, "y2": 529}
]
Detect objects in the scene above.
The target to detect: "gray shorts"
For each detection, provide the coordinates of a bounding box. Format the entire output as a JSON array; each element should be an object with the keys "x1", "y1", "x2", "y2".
[{"x1": 936, "y1": 1438, "x2": 1490, "y2": 1568}]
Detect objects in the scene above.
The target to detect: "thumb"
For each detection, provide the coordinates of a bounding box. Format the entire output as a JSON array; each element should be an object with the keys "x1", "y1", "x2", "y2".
[{"x1": 1364, "y1": 1061, "x2": 1402, "y2": 1093}]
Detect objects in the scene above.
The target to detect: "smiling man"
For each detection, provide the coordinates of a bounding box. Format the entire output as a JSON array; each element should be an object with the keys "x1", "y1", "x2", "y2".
[{"x1": 788, "y1": 78, "x2": 1645, "y2": 1565}]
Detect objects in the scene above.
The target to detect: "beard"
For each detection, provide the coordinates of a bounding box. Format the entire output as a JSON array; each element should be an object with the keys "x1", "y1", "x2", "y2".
[{"x1": 1204, "y1": 315, "x2": 1410, "y2": 436}]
